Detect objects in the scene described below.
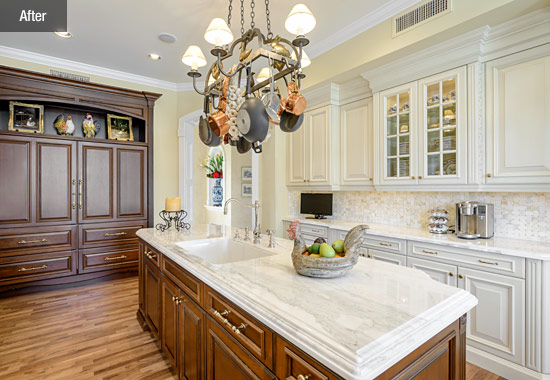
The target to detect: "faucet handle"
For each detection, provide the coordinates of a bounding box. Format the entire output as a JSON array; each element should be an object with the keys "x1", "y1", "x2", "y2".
[
  {"x1": 233, "y1": 229, "x2": 241, "y2": 240},
  {"x1": 243, "y1": 227, "x2": 250, "y2": 241},
  {"x1": 266, "y1": 229, "x2": 276, "y2": 248}
]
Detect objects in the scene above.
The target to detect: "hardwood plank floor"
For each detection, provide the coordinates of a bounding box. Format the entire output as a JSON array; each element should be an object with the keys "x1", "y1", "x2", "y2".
[{"x1": 0, "y1": 277, "x2": 505, "y2": 380}]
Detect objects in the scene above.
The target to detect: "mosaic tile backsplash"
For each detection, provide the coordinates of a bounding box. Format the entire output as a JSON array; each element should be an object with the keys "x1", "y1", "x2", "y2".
[{"x1": 288, "y1": 191, "x2": 550, "y2": 242}]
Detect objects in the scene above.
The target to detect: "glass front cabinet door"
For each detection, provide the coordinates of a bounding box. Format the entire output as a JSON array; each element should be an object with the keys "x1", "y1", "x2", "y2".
[
  {"x1": 378, "y1": 82, "x2": 418, "y2": 185},
  {"x1": 418, "y1": 67, "x2": 467, "y2": 185}
]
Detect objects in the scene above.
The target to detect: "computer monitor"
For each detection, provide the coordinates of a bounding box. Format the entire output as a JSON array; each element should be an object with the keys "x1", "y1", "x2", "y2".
[{"x1": 300, "y1": 193, "x2": 333, "y2": 219}]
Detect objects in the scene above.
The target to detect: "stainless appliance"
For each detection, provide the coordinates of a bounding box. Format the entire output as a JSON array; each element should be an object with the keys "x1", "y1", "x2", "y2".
[{"x1": 455, "y1": 201, "x2": 494, "y2": 239}]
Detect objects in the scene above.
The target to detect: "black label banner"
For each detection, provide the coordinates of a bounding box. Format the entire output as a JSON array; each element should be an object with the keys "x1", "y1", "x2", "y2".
[{"x1": 0, "y1": 0, "x2": 67, "y2": 32}]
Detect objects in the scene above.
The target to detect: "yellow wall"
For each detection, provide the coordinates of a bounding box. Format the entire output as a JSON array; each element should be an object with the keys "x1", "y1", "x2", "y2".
[{"x1": 0, "y1": 56, "x2": 179, "y2": 225}]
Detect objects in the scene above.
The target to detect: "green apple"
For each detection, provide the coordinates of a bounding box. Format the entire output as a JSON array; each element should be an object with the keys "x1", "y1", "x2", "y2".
[
  {"x1": 310, "y1": 243, "x2": 321, "y2": 254},
  {"x1": 332, "y1": 240, "x2": 344, "y2": 254},
  {"x1": 319, "y1": 243, "x2": 336, "y2": 258}
]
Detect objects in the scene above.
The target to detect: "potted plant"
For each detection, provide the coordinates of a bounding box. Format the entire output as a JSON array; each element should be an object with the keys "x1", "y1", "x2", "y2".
[{"x1": 201, "y1": 153, "x2": 224, "y2": 206}]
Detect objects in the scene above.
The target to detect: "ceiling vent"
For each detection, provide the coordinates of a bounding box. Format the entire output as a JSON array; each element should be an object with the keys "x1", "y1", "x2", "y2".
[
  {"x1": 393, "y1": 0, "x2": 451, "y2": 37},
  {"x1": 50, "y1": 70, "x2": 90, "y2": 82}
]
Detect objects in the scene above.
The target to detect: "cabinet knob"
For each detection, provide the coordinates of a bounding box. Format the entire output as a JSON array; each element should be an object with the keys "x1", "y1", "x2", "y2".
[
  {"x1": 369, "y1": 177, "x2": 373, "y2": 181},
  {"x1": 367, "y1": 254, "x2": 372, "y2": 258},
  {"x1": 458, "y1": 274, "x2": 464, "y2": 279},
  {"x1": 449, "y1": 272, "x2": 454, "y2": 277},
  {"x1": 486, "y1": 173, "x2": 492, "y2": 178},
  {"x1": 418, "y1": 176, "x2": 423, "y2": 179},
  {"x1": 411, "y1": 176, "x2": 416, "y2": 179}
]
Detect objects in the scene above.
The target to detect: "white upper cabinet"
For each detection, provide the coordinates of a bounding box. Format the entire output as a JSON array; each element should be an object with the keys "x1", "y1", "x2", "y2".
[
  {"x1": 485, "y1": 44, "x2": 550, "y2": 189},
  {"x1": 287, "y1": 104, "x2": 340, "y2": 190},
  {"x1": 418, "y1": 67, "x2": 468, "y2": 185},
  {"x1": 340, "y1": 98, "x2": 373, "y2": 188},
  {"x1": 376, "y1": 81, "x2": 418, "y2": 186}
]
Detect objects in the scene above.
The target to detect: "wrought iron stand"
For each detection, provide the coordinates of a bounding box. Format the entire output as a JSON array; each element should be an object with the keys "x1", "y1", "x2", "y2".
[{"x1": 155, "y1": 210, "x2": 191, "y2": 232}]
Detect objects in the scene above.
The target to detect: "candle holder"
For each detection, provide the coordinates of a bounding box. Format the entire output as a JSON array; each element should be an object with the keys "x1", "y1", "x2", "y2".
[{"x1": 155, "y1": 210, "x2": 191, "y2": 232}]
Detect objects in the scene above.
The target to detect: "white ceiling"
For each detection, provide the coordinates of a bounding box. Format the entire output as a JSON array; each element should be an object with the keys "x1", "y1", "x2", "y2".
[{"x1": 0, "y1": 0, "x2": 419, "y2": 85}]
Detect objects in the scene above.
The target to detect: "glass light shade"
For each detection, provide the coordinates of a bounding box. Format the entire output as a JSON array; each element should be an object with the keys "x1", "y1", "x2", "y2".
[
  {"x1": 291, "y1": 49, "x2": 311, "y2": 68},
  {"x1": 204, "y1": 18, "x2": 234, "y2": 46},
  {"x1": 285, "y1": 4, "x2": 316, "y2": 36},
  {"x1": 256, "y1": 67, "x2": 272, "y2": 83},
  {"x1": 182, "y1": 45, "x2": 207, "y2": 70}
]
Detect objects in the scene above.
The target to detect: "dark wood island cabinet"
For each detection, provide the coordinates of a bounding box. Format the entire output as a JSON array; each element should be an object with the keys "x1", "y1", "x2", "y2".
[{"x1": 0, "y1": 66, "x2": 160, "y2": 295}]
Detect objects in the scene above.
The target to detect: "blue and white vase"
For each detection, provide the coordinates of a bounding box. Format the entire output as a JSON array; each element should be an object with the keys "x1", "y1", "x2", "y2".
[{"x1": 211, "y1": 178, "x2": 223, "y2": 206}]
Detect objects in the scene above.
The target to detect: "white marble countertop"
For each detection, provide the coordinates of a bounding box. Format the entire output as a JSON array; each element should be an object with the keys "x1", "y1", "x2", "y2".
[
  {"x1": 283, "y1": 217, "x2": 550, "y2": 260},
  {"x1": 137, "y1": 224, "x2": 477, "y2": 380}
]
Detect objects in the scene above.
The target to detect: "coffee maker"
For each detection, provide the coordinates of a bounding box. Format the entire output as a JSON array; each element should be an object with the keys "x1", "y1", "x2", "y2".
[{"x1": 455, "y1": 201, "x2": 494, "y2": 239}]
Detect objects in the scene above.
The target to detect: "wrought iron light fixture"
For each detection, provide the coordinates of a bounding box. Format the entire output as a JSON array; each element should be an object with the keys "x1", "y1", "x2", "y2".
[{"x1": 182, "y1": 0, "x2": 315, "y2": 153}]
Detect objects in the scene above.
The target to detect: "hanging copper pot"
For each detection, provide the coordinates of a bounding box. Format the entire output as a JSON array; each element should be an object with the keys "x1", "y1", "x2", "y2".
[{"x1": 284, "y1": 82, "x2": 307, "y2": 116}]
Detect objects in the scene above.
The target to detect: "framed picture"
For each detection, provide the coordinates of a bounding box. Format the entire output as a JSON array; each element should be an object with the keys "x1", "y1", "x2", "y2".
[
  {"x1": 241, "y1": 167, "x2": 252, "y2": 181},
  {"x1": 241, "y1": 183, "x2": 252, "y2": 197},
  {"x1": 9, "y1": 101, "x2": 44, "y2": 134},
  {"x1": 107, "y1": 114, "x2": 133, "y2": 141}
]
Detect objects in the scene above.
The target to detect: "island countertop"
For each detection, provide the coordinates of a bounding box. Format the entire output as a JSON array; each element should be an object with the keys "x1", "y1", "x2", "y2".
[{"x1": 137, "y1": 224, "x2": 477, "y2": 380}]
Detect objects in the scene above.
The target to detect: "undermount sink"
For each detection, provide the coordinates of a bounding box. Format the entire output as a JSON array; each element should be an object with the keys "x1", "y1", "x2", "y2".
[{"x1": 176, "y1": 238, "x2": 276, "y2": 265}]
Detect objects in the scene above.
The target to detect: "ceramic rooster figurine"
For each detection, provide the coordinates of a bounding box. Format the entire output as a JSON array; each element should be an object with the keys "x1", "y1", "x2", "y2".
[
  {"x1": 53, "y1": 114, "x2": 68, "y2": 135},
  {"x1": 82, "y1": 113, "x2": 100, "y2": 138},
  {"x1": 65, "y1": 115, "x2": 75, "y2": 135}
]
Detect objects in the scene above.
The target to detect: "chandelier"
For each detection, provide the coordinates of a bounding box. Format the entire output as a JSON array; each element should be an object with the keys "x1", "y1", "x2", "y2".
[{"x1": 181, "y1": 0, "x2": 316, "y2": 153}]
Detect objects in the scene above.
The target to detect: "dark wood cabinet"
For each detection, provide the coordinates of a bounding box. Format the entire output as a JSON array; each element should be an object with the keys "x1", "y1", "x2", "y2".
[
  {"x1": 0, "y1": 135, "x2": 33, "y2": 227},
  {"x1": 36, "y1": 139, "x2": 77, "y2": 224},
  {"x1": 162, "y1": 277, "x2": 179, "y2": 369},
  {"x1": 117, "y1": 147, "x2": 147, "y2": 220},
  {"x1": 178, "y1": 290, "x2": 205, "y2": 380},
  {"x1": 144, "y1": 256, "x2": 161, "y2": 339}
]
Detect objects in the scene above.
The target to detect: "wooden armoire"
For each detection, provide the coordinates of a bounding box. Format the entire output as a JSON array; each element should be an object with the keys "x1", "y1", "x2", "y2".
[{"x1": 0, "y1": 66, "x2": 161, "y2": 295}]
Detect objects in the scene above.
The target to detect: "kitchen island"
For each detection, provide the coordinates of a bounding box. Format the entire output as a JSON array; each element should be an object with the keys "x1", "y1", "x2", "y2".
[{"x1": 136, "y1": 224, "x2": 477, "y2": 380}]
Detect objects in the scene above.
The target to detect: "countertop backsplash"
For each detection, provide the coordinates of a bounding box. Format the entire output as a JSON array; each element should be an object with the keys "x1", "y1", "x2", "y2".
[{"x1": 288, "y1": 191, "x2": 550, "y2": 243}]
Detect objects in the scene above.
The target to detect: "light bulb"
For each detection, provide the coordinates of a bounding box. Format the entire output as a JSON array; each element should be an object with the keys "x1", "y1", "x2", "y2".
[
  {"x1": 285, "y1": 4, "x2": 316, "y2": 36},
  {"x1": 291, "y1": 49, "x2": 311, "y2": 68},
  {"x1": 204, "y1": 18, "x2": 234, "y2": 46},
  {"x1": 182, "y1": 45, "x2": 207, "y2": 70},
  {"x1": 256, "y1": 67, "x2": 272, "y2": 83}
]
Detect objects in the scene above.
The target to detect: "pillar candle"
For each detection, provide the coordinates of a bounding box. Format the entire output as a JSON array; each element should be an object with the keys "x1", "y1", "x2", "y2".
[{"x1": 165, "y1": 197, "x2": 181, "y2": 212}]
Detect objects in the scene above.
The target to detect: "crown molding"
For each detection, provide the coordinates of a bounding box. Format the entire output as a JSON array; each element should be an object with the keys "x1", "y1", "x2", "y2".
[
  {"x1": 361, "y1": 26, "x2": 490, "y2": 92},
  {"x1": 307, "y1": 0, "x2": 421, "y2": 59},
  {"x1": 0, "y1": 45, "x2": 180, "y2": 91},
  {"x1": 301, "y1": 82, "x2": 340, "y2": 109}
]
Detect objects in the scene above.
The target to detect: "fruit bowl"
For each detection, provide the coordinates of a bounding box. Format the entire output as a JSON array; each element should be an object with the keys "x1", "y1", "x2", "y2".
[{"x1": 291, "y1": 225, "x2": 369, "y2": 278}]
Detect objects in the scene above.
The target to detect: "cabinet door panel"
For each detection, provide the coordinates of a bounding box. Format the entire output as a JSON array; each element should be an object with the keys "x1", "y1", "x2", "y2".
[
  {"x1": 486, "y1": 45, "x2": 550, "y2": 184},
  {"x1": 340, "y1": 99, "x2": 373, "y2": 186},
  {"x1": 79, "y1": 143, "x2": 114, "y2": 222},
  {"x1": 458, "y1": 267, "x2": 525, "y2": 365},
  {"x1": 0, "y1": 136, "x2": 33, "y2": 226},
  {"x1": 144, "y1": 259, "x2": 161, "y2": 339},
  {"x1": 179, "y1": 292, "x2": 205, "y2": 380},
  {"x1": 407, "y1": 257, "x2": 457, "y2": 286},
  {"x1": 287, "y1": 125, "x2": 306, "y2": 185},
  {"x1": 162, "y1": 277, "x2": 179, "y2": 369},
  {"x1": 307, "y1": 107, "x2": 330, "y2": 184},
  {"x1": 36, "y1": 140, "x2": 76, "y2": 224},
  {"x1": 365, "y1": 249, "x2": 406, "y2": 266},
  {"x1": 117, "y1": 147, "x2": 146, "y2": 219}
]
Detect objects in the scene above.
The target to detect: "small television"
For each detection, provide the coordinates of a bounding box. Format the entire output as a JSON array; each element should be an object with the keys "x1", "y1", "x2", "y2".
[{"x1": 300, "y1": 193, "x2": 333, "y2": 219}]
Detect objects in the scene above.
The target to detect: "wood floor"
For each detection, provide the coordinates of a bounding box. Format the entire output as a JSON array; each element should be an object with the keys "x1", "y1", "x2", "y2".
[{"x1": 0, "y1": 277, "x2": 505, "y2": 380}]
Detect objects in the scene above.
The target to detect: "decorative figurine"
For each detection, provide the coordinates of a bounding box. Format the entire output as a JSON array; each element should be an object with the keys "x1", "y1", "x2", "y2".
[
  {"x1": 65, "y1": 115, "x2": 75, "y2": 135},
  {"x1": 82, "y1": 113, "x2": 101, "y2": 138},
  {"x1": 53, "y1": 114, "x2": 68, "y2": 135}
]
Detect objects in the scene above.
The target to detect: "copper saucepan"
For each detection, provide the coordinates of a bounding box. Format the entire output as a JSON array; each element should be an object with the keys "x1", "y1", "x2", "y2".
[{"x1": 284, "y1": 81, "x2": 306, "y2": 116}]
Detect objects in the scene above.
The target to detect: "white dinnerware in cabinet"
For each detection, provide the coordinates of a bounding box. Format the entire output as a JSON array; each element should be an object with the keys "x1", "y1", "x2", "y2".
[
  {"x1": 458, "y1": 267, "x2": 525, "y2": 366},
  {"x1": 485, "y1": 44, "x2": 550, "y2": 188},
  {"x1": 340, "y1": 98, "x2": 373, "y2": 188},
  {"x1": 418, "y1": 67, "x2": 468, "y2": 185},
  {"x1": 375, "y1": 81, "x2": 418, "y2": 186}
]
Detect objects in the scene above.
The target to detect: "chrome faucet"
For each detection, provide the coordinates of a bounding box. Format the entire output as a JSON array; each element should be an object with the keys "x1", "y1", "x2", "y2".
[{"x1": 223, "y1": 199, "x2": 262, "y2": 244}]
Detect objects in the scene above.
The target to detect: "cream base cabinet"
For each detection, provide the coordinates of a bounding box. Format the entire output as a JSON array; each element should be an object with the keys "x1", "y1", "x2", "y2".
[
  {"x1": 286, "y1": 105, "x2": 340, "y2": 190},
  {"x1": 407, "y1": 257, "x2": 457, "y2": 286},
  {"x1": 458, "y1": 267, "x2": 525, "y2": 366},
  {"x1": 485, "y1": 44, "x2": 550, "y2": 188},
  {"x1": 340, "y1": 98, "x2": 373, "y2": 188}
]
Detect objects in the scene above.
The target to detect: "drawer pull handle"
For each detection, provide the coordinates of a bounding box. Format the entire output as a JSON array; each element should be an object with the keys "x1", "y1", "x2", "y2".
[
  {"x1": 232, "y1": 323, "x2": 247, "y2": 335},
  {"x1": 104, "y1": 232, "x2": 128, "y2": 237},
  {"x1": 297, "y1": 375, "x2": 310, "y2": 380},
  {"x1": 72, "y1": 179, "x2": 76, "y2": 209},
  {"x1": 104, "y1": 255, "x2": 127, "y2": 261},
  {"x1": 379, "y1": 242, "x2": 392, "y2": 247},
  {"x1": 18, "y1": 264, "x2": 48, "y2": 272},
  {"x1": 18, "y1": 239, "x2": 47, "y2": 244},
  {"x1": 145, "y1": 251, "x2": 157, "y2": 260},
  {"x1": 422, "y1": 249, "x2": 438, "y2": 255},
  {"x1": 478, "y1": 259, "x2": 498, "y2": 266}
]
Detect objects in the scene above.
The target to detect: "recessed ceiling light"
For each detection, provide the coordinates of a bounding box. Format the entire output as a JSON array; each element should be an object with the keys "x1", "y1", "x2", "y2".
[
  {"x1": 148, "y1": 53, "x2": 161, "y2": 61},
  {"x1": 158, "y1": 33, "x2": 177, "y2": 43},
  {"x1": 54, "y1": 31, "x2": 72, "y2": 38}
]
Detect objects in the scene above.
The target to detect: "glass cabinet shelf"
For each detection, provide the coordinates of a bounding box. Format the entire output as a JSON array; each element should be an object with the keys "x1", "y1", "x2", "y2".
[{"x1": 385, "y1": 90, "x2": 411, "y2": 178}]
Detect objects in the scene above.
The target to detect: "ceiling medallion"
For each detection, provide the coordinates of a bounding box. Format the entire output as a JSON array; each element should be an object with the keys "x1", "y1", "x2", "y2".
[{"x1": 182, "y1": 0, "x2": 315, "y2": 153}]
